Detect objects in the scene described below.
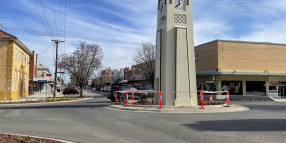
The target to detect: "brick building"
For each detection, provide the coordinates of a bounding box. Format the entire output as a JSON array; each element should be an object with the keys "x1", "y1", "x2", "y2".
[
  {"x1": 0, "y1": 30, "x2": 32, "y2": 100},
  {"x1": 195, "y1": 40, "x2": 286, "y2": 97},
  {"x1": 29, "y1": 51, "x2": 37, "y2": 95}
]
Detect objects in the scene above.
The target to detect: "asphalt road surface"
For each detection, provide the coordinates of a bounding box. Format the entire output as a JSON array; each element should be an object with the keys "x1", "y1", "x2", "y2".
[{"x1": 0, "y1": 90, "x2": 285, "y2": 143}]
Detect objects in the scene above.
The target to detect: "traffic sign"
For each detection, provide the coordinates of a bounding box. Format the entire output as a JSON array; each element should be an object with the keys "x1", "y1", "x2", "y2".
[
  {"x1": 46, "y1": 73, "x2": 52, "y2": 77},
  {"x1": 38, "y1": 80, "x2": 47, "y2": 83}
]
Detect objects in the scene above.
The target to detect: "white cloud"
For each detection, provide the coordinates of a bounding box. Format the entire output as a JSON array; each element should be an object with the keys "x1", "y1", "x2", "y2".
[
  {"x1": 240, "y1": 20, "x2": 286, "y2": 43},
  {"x1": 2, "y1": 0, "x2": 286, "y2": 78}
]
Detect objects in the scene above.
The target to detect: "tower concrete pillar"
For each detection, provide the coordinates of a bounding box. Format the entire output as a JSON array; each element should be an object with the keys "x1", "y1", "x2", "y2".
[{"x1": 155, "y1": 0, "x2": 197, "y2": 106}]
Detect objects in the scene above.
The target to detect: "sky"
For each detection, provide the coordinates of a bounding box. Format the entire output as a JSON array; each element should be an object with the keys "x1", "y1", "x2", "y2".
[{"x1": 0, "y1": 0, "x2": 285, "y2": 81}]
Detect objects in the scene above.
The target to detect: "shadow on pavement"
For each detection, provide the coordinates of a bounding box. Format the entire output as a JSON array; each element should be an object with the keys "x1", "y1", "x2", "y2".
[
  {"x1": 234, "y1": 102, "x2": 286, "y2": 112},
  {"x1": 184, "y1": 119, "x2": 286, "y2": 131}
]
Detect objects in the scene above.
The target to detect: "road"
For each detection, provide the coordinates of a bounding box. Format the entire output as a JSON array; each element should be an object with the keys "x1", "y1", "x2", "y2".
[{"x1": 0, "y1": 90, "x2": 285, "y2": 143}]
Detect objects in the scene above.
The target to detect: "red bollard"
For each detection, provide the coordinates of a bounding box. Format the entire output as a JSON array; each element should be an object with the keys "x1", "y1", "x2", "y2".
[
  {"x1": 126, "y1": 91, "x2": 128, "y2": 107},
  {"x1": 209, "y1": 95, "x2": 213, "y2": 102},
  {"x1": 227, "y1": 90, "x2": 230, "y2": 107},
  {"x1": 115, "y1": 91, "x2": 118, "y2": 104},
  {"x1": 160, "y1": 91, "x2": 162, "y2": 109},
  {"x1": 132, "y1": 90, "x2": 134, "y2": 101},
  {"x1": 200, "y1": 90, "x2": 204, "y2": 109}
]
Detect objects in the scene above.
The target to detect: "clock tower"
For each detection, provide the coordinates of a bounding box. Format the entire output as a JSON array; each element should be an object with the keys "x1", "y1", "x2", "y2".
[{"x1": 155, "y1": 0, "x2": 198, "y2": 106}]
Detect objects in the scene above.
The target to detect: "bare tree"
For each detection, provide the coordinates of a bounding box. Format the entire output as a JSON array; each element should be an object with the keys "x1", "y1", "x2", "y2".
[
  {"x1": 58, "y1": 41, "x2": 103, "y2": 97},
  {"x1": 132, "y1": 42, "x2": 156, "y2": 89}
]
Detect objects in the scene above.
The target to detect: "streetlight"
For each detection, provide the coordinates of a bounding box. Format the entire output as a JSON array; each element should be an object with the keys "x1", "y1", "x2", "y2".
[{"x1": 0, "y1": 17, "x2": 5, "y2": 30}]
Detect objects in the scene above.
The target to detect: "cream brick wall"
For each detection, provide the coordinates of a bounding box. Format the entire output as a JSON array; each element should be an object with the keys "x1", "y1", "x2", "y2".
[
  {"x1": 195, "y1": 41, "x2": 218, "y2": 72},
  {"x1": 0, "y1": 40, "x2": 30, "y2": 100},
  {"x1": 195, "y1": 40, "x2": 286, "y2": 74},
  {"x1": 0, "y1": 41, "x2": 8, "y2": 91},
  {"x1": 218, "y1": 41, "x2": 286, "y2": 73}
]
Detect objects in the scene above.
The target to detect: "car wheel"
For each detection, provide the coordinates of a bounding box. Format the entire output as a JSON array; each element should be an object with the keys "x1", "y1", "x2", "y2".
[{"x1": 119, "y1": 95, "x2": 126, "y2": 102}]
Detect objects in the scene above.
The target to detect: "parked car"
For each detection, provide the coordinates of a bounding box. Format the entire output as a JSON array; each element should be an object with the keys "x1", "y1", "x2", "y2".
[
  {"x1": 63, "y1": 87, "x2": 80, "y2": 95},
  {"x1": 102, "y1": 87, "x2": 111, "y2": 92},
  {"x1": 107, "y1": 86, "x2": 149, "y2": 102}
]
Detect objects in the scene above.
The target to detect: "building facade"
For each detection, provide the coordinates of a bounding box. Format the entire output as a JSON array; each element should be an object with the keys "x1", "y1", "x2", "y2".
[
  {"x1": 195, "y1": 40, "x2": 286, "y2": 97},
  {"x1": 0, "y1": 30, "x2": 32, "y2": 100},
  {"x1": 129, "y1": 62, "x2": 154, "y2": 90},
  {"x1": 29, "y1": 51, "x2": 38, "y2": 95},
  {"x1": 34, "y1": 64, "x2": 52, "y2": 93}
]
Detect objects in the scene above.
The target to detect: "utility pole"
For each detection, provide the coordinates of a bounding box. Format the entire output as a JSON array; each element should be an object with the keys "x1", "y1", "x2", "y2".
[{"x1": 52, "y1": 39, "x2": 64, "y2": 98}]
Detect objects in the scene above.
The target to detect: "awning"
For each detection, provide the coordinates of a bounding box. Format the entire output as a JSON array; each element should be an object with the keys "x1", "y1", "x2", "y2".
[{"x1": 264, "y1": 81, "x2": 282, "y2": 86}]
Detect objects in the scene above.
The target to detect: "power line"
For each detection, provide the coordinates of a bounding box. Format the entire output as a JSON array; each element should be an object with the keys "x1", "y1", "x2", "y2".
[
  {"x1": 52, "y1": 0, "x2": 58, "y2": 38},
  {"x1": 32, "y1": 0, "x2": 53, "y2": 39},
  {"x1": 4, "y1": 25, "x2": 142, "y2": 45},
  {"x1": 64, "y1": 0, "x2": 67, "y2": 53},
  {"x1": 39, "y1": 44, "x2": 53, "y2": 55},
  {"x1": 58, "y1": 0, "x2": 62, "y2": 38},
  {"x1": 40, "y1": 0, "x2": 54, "y2": 39}
]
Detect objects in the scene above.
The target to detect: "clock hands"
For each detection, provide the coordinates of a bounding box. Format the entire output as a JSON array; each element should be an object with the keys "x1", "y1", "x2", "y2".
[{"x1": 175, "y1": 1, "x2": 180, "y2": 8}]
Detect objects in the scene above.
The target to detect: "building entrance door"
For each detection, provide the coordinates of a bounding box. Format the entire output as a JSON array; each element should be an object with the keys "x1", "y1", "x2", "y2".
[{"x1": 278, "y1": 84, "x2": 286, "y2": 98}]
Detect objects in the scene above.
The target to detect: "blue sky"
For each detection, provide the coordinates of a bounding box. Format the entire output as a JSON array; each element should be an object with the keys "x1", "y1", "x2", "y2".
[{"x1": 1, "y1": 0, "x2": 285, "y2": 78}]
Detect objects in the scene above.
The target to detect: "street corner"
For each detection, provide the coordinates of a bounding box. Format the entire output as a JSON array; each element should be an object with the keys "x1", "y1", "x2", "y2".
[{"x1": 106, "y1": 103, "x2": 250, "y2": 113}]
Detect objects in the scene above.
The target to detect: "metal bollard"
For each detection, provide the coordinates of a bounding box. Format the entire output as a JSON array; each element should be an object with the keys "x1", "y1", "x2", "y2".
[
  {"x1": 132, "y1": 90, "x2": 134, "y2": 101},
  {"x1": 160, "y1": 91, "x2": 162, "y2": 109},
  {"x1": 115, "y1": 91, "x2": 118, "y2": 104},
  {"x1": 200, "y1": 90, "x2": 204, "y2": 109},
  {"x1": 126, "y1": 91, "x2": 128, "y2": 107},
  {"x1": 227, "y1": 90, "x2": 230, "y2": 107}
]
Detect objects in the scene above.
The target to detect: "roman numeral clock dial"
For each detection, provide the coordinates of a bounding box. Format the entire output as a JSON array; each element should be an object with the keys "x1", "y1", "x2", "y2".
[{"x1": 174, "y1": 0, "x2": 186, "y2": 10}]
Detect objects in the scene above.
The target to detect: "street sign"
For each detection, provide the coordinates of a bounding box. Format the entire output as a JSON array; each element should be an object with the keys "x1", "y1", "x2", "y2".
[
  {"x1": 88, "y1": 80, "x2": 92, "y2": 86},
  {"x1": 38, "y1": 80, "x2": 47, "y2": 83},
  {"x1": 46, "y1": 73, "x2": 52, "y2": 77}
]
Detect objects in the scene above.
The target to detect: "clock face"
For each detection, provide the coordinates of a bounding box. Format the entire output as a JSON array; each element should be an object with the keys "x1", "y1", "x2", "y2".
[
  {"x1": 159, "y1": 0, "x2": 166, "y2": 15},
  {"x1": 174, "y1": 0, "x2": 185, "y2": 10}
]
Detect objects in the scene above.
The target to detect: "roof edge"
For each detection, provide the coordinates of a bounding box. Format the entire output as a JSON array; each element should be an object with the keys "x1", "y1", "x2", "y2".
[{"x1": 195, "y1": 39, "x2": 286, "y2": 48}]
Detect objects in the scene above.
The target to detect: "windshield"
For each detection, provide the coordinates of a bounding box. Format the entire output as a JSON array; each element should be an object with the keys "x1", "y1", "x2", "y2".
[{"x1": 121, "y1": 87, "x2": 137, "y2": 91}]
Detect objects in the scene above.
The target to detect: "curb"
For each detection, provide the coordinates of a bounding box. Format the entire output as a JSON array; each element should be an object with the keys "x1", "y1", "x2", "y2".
[
  {"x1": 0, "y1": 132, "x2": 78, "y2": 143},
  {"x1": 106, "y1": 104, "x2": 250, "y2": 114},
  {"x1": 0, "y1": 97, "x2": 93, "y2": 106}
]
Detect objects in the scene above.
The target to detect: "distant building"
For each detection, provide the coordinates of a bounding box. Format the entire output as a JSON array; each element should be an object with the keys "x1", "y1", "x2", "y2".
[
  {"x1": 129, "y1": 61, "x2": 154, "y2": 90},
  {"x1": 195, "y1": 40, "x2": 286, "y2": 97},
  {"x1": 29, "y1": 51, "x2": 38, "y2": 95},
  {"x1": 124, "y1": 67, "x2": 131, "y2": 81},
  {"x1": 70, "y1": 75, "x2": 79, "y2": 87},
  {"x1": 33, "y1": 64, "x2": 52, "y2": 93},
  {"x1": 0, "y1": 30, "x2": 32, "y2": 100},
  {"x1": 37, "y1": 64, "x2": 50, "y2": 78}
]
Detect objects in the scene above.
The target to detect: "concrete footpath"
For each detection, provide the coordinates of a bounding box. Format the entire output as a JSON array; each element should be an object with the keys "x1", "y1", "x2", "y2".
[
  {"x1": 0, "y1": 89, "x2": 99, "y2": 103},
  {"x1": 108, "y1": 103, "x2": 250, "y2": 113}
]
